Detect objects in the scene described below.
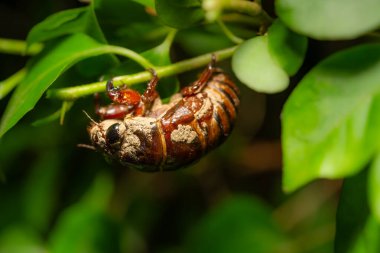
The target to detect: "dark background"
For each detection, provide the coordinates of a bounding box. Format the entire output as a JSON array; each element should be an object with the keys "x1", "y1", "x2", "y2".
[{"x1": 0, "y1": 1, "x2": 345, "y2": 252}]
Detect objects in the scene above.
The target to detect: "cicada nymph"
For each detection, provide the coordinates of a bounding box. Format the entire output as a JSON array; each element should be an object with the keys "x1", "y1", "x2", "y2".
[{"x1": 88, "y1": 56, "x2": 240, "y2": 171}]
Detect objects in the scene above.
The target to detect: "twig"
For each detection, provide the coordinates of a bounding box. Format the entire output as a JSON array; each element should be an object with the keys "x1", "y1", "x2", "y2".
[
  {"x1": 217, "y1": 19, "x2": 244, "y2": 44},
  {"x1": 0, "y1": 68, "x2": 27, "y2": 99},
  {"x1": 224, "y1": 0, "x2": 273, "y2": 24},
  {"x1": 46, "y1": 46, "x2": 238, "y2": 100},
  {"x1": 0, "y1": 38, "x2": 42, "y2": 55}
]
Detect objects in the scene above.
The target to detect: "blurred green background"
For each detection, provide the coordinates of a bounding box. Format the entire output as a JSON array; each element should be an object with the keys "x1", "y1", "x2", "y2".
[{"x1": 0, "y1": 1, "x2": 342, "y2": 252}]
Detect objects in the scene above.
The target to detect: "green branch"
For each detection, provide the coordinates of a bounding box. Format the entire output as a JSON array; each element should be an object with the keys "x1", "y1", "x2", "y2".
[
  {"x1": 225, "y1": 0, "x2": 262, "y2": 16},
  {"x1": 100, "y1": 45, "x2": 154, "y2": 69},
  {"x1": 47, "y1": 46, "x2": 238, "y2": 100},
  {"x1": 224, "y1": 0, "x2": 273, "y2": 24},
  {"x1": 221, "y1": 13, "x2": 262, "y2": 26},
  {"x1": 217, "y1": 19, "x2": 244, "y2": 44},
  {"x1": 0, "y1": 38, "x2": 42, "y2": 55},
  {"x1": 0, "y1": 68, "x2": 26, "y2": 99}
]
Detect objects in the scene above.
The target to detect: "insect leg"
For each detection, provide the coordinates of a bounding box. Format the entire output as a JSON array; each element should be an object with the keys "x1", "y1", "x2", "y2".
[
  {"x1": 141, "y1": 68, "x2": 160, "y2": 110},
  {"x1": 94, "y1": 84, "x2": 140, "y2": 120},
  {"x1": 106, "y1": 79, "x2": 142, "y2": 106},
  {"x1": 181, "y1": 54, "x2": 219, "y2": 96}
]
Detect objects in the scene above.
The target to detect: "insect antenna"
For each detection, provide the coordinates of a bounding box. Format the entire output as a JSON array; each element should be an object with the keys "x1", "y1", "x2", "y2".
[
  {"x1": 82, "y1": 110, "x2": 99, "y2": 125},
  {"x1": 77, "y1": 143, "x2": 97, "y2": 151}
]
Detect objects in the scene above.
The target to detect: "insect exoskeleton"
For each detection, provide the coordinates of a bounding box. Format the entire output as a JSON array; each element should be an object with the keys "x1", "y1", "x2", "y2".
[{"x1": 88, "y1": 55, "x2": 240, "y2": 171}]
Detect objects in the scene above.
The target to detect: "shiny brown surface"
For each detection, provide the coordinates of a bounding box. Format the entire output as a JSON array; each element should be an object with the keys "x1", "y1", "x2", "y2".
[
  {"x1": 157, "y1": 72, "x2": 240, "y2": 171},
  {"x1": 90, "y1": 69, "x2": 240, "y2": 171}
]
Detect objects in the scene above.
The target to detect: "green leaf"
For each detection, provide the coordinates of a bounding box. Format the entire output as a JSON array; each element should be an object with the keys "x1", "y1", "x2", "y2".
[
  {"x1": 275, "y1": 0, "x2": 380, "y2": 40},
  {"x1": 335, "y1": 169, "x2": 380, "y2": 253},
  {"x1": 185, "y1": 195, "x2": 289, "y2": 253},
  {"x1": 142, "y1": 42, "x2": 179, "y2": 100},
  {"x1": 232, "y1": 36, "x2": 289, "y2": 93},
  {"x1": 132, "y1": 0, "x2": 155, "y2": 8},
  {"x1": 0, "y1": 68, "x2": 26, "y2": 100},
  {"x1": 23, "y1": 152, "x2": 61, "y2": 232},
  {"x1": 142, "y1": 32, "x2": 179, "y2": 99},
  {"x1": 0, "y1": 225, "x2": 46, "y2": 253},
  {"x1": 95, "y1": 0, "x2": 149, "y2": 26},
  {"x1": 50, "y1": 206, "x2": 119, "y2": 253},
  {"x1": 32, "y1": 101, "x2": 74, "y2": 127},
  {"x1": 27, "y1": 6, "x2": 107, "y2": 47},
  {"x1": 267, "y1": 19, "x2": 308, "y2": 76},
  {"x1": 26, "y1": 5, "x2": 119, "y2": 78},
  {"x1": 155, "y1": 0, "x2": 204, "y2": 29},
  {"x1": 94, "y1": 0, "x2": 159, "y2": 49},
  {"x1": 49, "y1": 173, "x2": 118, "y2": 253},
  {"x1": 109, "y1": 32, "x2": 179, "y2": 100},
  {"x1": 369, "y1": 153, "x2": 380, "y2": 223},
  {"x1": 282, "y1": 44, "x2": 380, "y2": 192},
  {"x1": 0, "y1": 34, "x2": 113, "y2": 138},
  {"x1": 177, "y1": 24, "x2": 234, "y2": 56}
]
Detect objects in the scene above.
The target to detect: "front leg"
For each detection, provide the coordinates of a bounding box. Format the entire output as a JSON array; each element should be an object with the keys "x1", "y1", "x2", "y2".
[
  {"x1": 107, "y1": 79, "x2": 142, "y2": 106},
  {"x1": 95, "y1": 93, "x2": 137, "y2": 120},
  {"x1": 96, "y1": 70, "x2": 160, "y2": 118},
  {"x1": 95, "y1": 79, "x2": 143, "y2": 119}
]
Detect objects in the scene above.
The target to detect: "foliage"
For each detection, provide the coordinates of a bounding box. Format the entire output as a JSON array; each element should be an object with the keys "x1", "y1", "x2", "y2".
[{"x1": 0, "y1": 0, "x2": 380, "y2": 252}]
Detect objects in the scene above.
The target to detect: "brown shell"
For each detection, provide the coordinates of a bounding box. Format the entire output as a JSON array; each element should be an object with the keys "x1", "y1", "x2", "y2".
[{"x1": 89, "y1": 72, "x2": 240, "y2": 171}]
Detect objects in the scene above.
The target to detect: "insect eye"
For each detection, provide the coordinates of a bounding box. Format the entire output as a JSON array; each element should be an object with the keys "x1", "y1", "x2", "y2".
[{"x1": 106, "y1": 123, "x2": 120, "y2": 145}]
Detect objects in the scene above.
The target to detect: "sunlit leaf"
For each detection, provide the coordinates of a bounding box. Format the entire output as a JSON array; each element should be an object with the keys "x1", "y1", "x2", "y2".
[
  {"x1": 155, "y1": 0, "x2": 204, "y2": 29},
  {"x1": 369, "y1": 153, "x2": 380, "y2": 223},
  {"x1": 335, "y1": 169, "x2": 380, "y2": 253},
  {"x1": 275, "y1": 0, "x2": 380, "y2": 40},
  {"x1": 282, "y1": 44, "x2": 380, "y2": 192},
  {"x1": 0, "y1": 34, "x2": 120, "y2": 138},
  {"x1": 267, "y1": 19, "x2": 307, "y2": 75},
  {"x1": 185, "y1": 195, "x2": 290, "y2": 253},
  {"x1": 232, "y1": 36, "x2": 289, "y2": 93}
]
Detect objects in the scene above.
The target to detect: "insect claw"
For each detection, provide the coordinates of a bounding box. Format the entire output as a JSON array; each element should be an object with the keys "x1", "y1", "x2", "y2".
[
  {"x1": 147, "y1": 68, "x2": 158, "y2": 78},
  {"x1": 210, "y1": 53, "x2": 217, "y2": 68}
]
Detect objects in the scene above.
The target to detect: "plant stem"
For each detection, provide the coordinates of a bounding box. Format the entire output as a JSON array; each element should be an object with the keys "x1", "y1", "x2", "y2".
[
  {"x1": 143, "y1": 26, "x2": 173, "y2": 41},
  {"x1": 0, "y1": 38, "x2": 42, "y2": 55},
  {"x1": 225, "y1": 0, "x2": 273, "y2": 24},
  {"x1": 225, "y1": 0, "x2": 262, "y2": 16},
  {"x1": 1, "y1": 36, "x2": 153, "y2": 68},
  {"x1": 221, "y1": 13, "x2": 261, "y2": 26},
  {"x1": 217, "y1": 19, "x2": 244, "y2": 44},
  {"x1": 0, "y1": 68, "x2": 27, "y2": 99},
  {"x1": 47, "y1": 46, "x2": 238, "y2": 100},
  {"x1": 162, "y1": 29, "x2": 177, "y2": 47},
  {"x1": 101, "y1": 45, "x2": 154, "y2": 69},
  {"x1": 60, "y1": 101, "x2": 74, "y2": 125}
]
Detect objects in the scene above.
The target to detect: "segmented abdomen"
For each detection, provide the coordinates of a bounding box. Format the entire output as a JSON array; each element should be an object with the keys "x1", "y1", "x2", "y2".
[{"x1": 158, "y1": 73, "x2": 240, "y2": 171}]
